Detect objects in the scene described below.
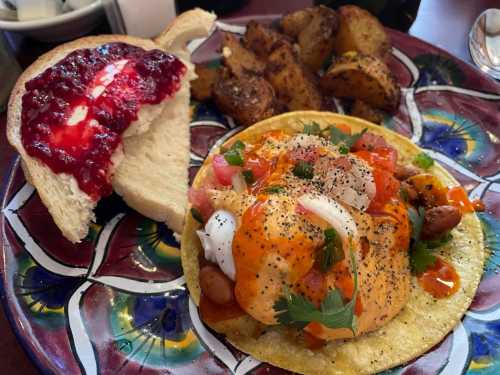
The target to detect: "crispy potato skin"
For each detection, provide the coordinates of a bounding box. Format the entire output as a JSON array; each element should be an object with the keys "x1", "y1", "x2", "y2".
[
  {"x1": 281, "y1": 6, "x2": 339, "y2": 71},
  {"x1": 297, "y1": 6, "x2": 339, "y2": 71},
  {"x1": 221, "y1": 32, "x2": 266, "y2": 77},
  {"x1": 266, "y1": 42, "x2": 323, "y2": 111},
  {"x1": 351, "y1": 99, "x2": 385, "y2": 124},
  {"x1": 243, "y1": 21, "x2": 291, "y2": 59},
  {"x1": 191, "y1": 64, "x2": 221, "y2": 101},
  {"x1": 280, "y1": 7, "x2": 315, "y2": 37},
  {"x1": 321, "y1": 52, "x2": 399, "y2": 110},
  {"x1": 213, "y1": 75, "x2": 277, "y2": 127},
  {"x1": 334, "y1": 5, "x2": 391, "y2": 61}
]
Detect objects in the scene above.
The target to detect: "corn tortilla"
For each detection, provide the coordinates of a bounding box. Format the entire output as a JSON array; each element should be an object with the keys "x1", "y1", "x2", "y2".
[{"x1": 181, "y1": 111, "x2": 485, "y2": 375}]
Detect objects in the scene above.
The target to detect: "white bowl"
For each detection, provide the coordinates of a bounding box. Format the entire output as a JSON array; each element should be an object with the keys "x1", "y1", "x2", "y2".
[{"x1": 0, "y1": 1, "x2": 104, "y2": 42}]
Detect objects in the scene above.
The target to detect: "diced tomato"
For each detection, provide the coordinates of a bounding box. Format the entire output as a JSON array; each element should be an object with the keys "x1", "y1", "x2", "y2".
[
  {"x1": 244, "y1": 155, "x2": 271, "y2": 180},
  {"x1": 334, "y1": 123, "x2": 351, "y2": 135},
  {"x1": 305, "y1": 322, "x2": 325, "y2": 340},
  {"x1": 352, "y1": 150, "x2": 372, "y2": 163},
  {"x1": 188, "y1": 187, "x2": 214, "y2": 222},
  {"x1": 373, "y1": 147, "x2": 398, "y2": 171},
  {"x1": 447, "y1": 186, "x2": 474, "y2": 213},
  {"x1": 352, "y1": 131, "x2": 389, "y2": 152},
  {"x1": 353, "y1": 147, "x2": 398, "y2": 173},
  {"x1": 368, "y1": 168, "x2": 400, "y2": 211},
  {"x1": 212, "y1": 154, "x2": 241, "y2": 186}
]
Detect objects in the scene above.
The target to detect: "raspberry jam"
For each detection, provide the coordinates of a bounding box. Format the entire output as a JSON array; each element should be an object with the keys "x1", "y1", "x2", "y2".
[{"x1": 21, "y1": 43, "x2": 186, "y2": 200}]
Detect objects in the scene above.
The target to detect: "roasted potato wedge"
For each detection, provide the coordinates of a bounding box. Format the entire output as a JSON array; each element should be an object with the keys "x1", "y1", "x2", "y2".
[
  {"x1": 266, "y1": 42, "x2": 323, "y2": 111},
  {"x1": 221, "y1": 32, "x2": 265, "y2": 77},
  {"x1": 280, "y1": 7, "x2": 315, "y2": 37},
  {"x1": 297, "y1": 5, "x2": 339, "y2": 71},
  {"x1": 334, "y1": 5, "x2": 391, "y2": 61},
  {"x1": 351, "y1": 99, "x2": 385, "y2": 124},
  {"x1": 321, "y1": 52, "x2": 399, "y2": 110},
  {"x1": 191, "y1": 64, "x2": 221, "y2": 101},
  {"x1": 213, "y1": 75, "x2": 277, "y2": 127},
  {"x1": 243, "y1": 21, "x2": 291, "y2": 59}
]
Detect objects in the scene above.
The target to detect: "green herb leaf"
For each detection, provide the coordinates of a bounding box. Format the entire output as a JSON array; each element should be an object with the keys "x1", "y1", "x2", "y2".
[
  {"x1": 339, "y1": 145, "x2": 349, "y2": 154},
  {"x1": 293, "y1": 160, "x2": 314, "y2": 179},
  {"x1": 232, "y1": 140, "x2": 245, "y2": 150},
  {"x1": 410, "y1": 242, "x2": 437, "y2": 274},
  {"x1": 273, "y1": 245, "x2": 358, "y2": 334},
  {"x1": 242, "y1": 170, "x2": 255, "y2": 184},
  {"x1": 408, "y1": 206, "x2": 425, "y2": 243},
  {"x1": 408, "y1": 206, "x2": 450, "y2": 274},
  {"x1": 224, "y1": 150, "x2": 244, "y2": 166},
  {"x1": 319, "y1": 228, "x2": 344, "y2": 273},
  {"x1": 324, "y1": 228, "x2": 336, "y2": 242},
  {"x1": 424, "y1": 232, "x2": 453, "y2": 249},
  {"x1": 223, "y1": 140, "x2": 246, "y2": 166},
  {"x1": 302, "y1": 121, "x2": 322, "y2": 136},
  {"x1": 264, "y1": 185, "x2": 285, "y2": 194},
  {"x1": 413, "y1": 152, "x2": 434, "y2": 170},
  {"x1": 190, "y1": 208, "x2": 204, "y2": 224},
  {"x1": 329, "y1": 127, "x2": 367, "y2": 150}
]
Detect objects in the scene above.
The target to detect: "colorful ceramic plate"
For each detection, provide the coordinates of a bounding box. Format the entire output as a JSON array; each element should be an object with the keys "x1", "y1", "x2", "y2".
[{"x1": 2, "y1": 16, "x2": 500, "y2": 375}]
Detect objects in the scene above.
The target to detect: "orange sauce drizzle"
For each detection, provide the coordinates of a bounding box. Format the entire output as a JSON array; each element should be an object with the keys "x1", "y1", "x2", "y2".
[
  {"x1": 304, "y1": 331, "x2": 326, "y2": 350},
  {"x1": 447, "y1": 186, "x2": 475, "y2": 213},
  {"x1": 417, "y1": 257, "x2": 460, "y2": 298},
  {"x1": 471, "y1": 199, "x2": 485, "y2": 212},
  {"x1": 232, "y1": 200, "x2": 316, "y2": 314},
  {"x1": 331, "y1": 261, "x2": 363, "y2": 316}
]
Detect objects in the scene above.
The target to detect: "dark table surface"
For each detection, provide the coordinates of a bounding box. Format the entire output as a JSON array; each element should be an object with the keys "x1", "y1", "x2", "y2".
[{"x1": 0, "y1": 0, "x2": 498, "y2": 373}]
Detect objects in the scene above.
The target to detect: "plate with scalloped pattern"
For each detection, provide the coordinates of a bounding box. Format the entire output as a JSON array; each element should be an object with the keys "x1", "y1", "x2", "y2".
[{"x1": 2, "y1": 16, "x2": 500, "y2": 375}]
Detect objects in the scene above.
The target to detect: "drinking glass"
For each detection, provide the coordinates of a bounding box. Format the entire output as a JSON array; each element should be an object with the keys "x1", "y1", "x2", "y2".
[{"x1": 0, "y1": 32, "x2": 22, "y2": 113}]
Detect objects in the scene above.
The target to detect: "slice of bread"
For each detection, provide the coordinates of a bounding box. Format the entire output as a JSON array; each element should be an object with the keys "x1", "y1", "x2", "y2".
[
  {"x1": 112, "y1": 9, "x2": 216, "y2": 234},
  {"x1": 6, "y1": 9, "x2": 215, "y2": 242}
]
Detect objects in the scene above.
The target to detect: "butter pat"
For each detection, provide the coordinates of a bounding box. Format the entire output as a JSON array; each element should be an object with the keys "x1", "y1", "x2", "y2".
[{"x1": 16, "y1": 0, "x2": 62, "y2": 21}]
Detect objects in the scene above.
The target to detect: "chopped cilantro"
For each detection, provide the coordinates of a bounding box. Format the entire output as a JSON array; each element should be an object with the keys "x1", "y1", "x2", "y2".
[
  {"x1": 329, "y1": 127, "x2": 367, "y2": 150},
  {"x1": 190, "y1": 208, "x2": 204, "y2": 224},
  {"x1": 273, "y1": 248, "x2": 358, "y2": 333},
  {"x1": 319, "y1": 228, "x2": 344, "y2": 273},
  {"x1": 413, "y1": 152, "x2": 434, "y2": 170},
  {"x1": 242, "y1": 170, "x2": 255, "y2": 184},
  {"x1": 223, "y1": 140, "x2": 245, "y2": 166},
  {"x1": 408, "y1": 206, "x2": 425, "y2": 243},
  {"x1": 232, "y1": 140, "x2": 245, "y2": 150},
  {"x1": 339, "y1": 145, "x2": 349, "y2": 154},
  {"x1": 264, "y1": 185, "x2": 285, "y2": 194},
  {"x1": 293, "y1": 160, "x2": 314, "y2": 179},
  {"x1": 302, "y1": 121, "x2": 322, "y2": 136},
  {"x1": 424, "y1": 232, "x2": 453, "y2": 249},
  {"x1": 407, "y1": 206, "x2": 449, "y2": 274},
  {"x1": 410, "y1": 242, "x2": 437, "y2": 274}
]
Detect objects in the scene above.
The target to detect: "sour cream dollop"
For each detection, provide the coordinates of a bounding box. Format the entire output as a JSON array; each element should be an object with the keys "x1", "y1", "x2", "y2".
[{"x1": 196, "y1": 210, "x2": 237, "y2": 280}]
